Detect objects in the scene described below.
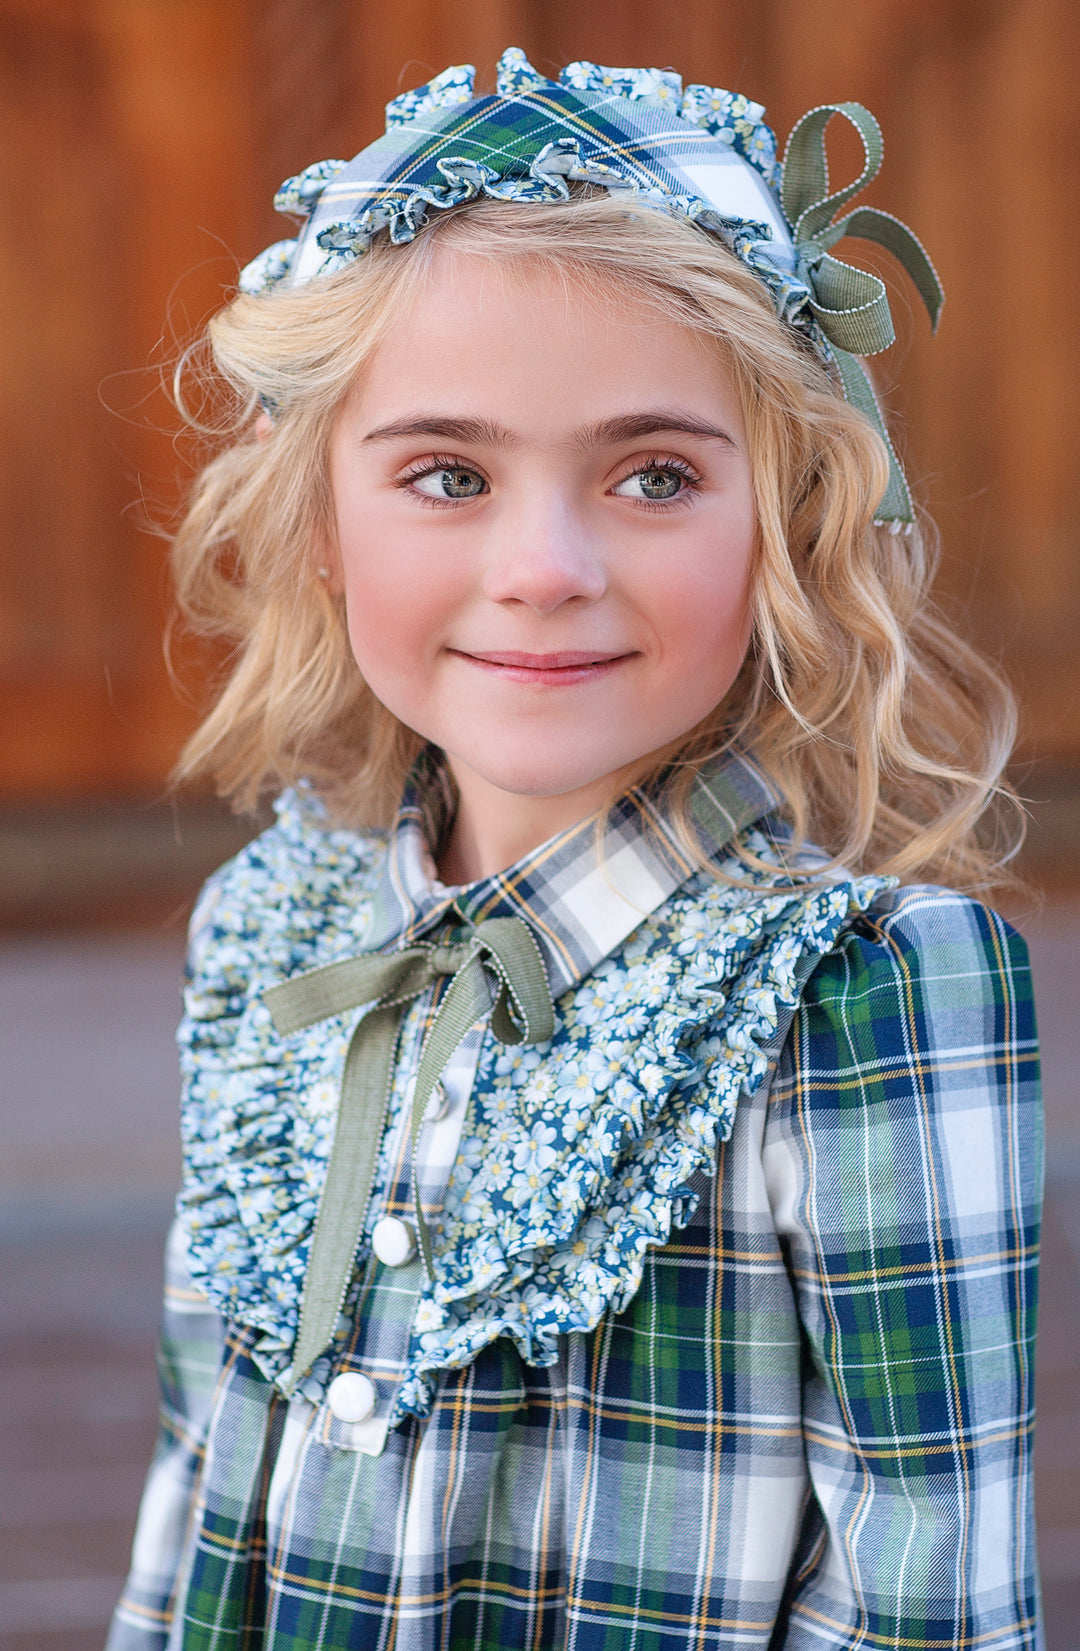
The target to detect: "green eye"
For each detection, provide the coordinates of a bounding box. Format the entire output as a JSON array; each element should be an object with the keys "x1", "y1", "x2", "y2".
[
  {"x1": 638, "y1": 467, "x2": 681, "y2": 500},
  {"x1": 412, "y1": 466, "x2": 487, "y2": 500},
  {"x1": 442, "y1": 467, "x2": 485, "y2": 498},
  {"x1": 613, "y1": 465, "x2": 688, "y2": 502}
]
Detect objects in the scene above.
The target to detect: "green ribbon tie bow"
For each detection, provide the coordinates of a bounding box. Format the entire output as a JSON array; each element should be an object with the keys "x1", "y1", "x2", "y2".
[
  {"x1": 781, "y1": 103, "x2": 944, "y2": 524},
  {"x1": 263, "y1": 915, "x2": 554, "y2": 1391}
]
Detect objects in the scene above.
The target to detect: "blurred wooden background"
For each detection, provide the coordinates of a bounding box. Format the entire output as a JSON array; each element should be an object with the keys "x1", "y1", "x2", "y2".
[{"x1": 1, "y1": 0, "x2": 1078, "y2": 919}]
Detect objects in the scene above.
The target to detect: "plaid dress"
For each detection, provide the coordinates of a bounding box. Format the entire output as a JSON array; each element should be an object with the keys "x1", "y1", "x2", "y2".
[{"x1": 108, "y1": 755, "x2": 1043, "y2": 1650}]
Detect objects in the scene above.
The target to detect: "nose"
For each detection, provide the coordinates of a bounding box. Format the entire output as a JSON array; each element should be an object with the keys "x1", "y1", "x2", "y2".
[{"x1": 481, "y1": 495, "x2": 607, "y2": 613}]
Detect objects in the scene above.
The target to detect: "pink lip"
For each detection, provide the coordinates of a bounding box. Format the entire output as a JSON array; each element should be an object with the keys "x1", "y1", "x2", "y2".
[{"x1": 451, "y1": 648, "x2": 632, "y2": 685}]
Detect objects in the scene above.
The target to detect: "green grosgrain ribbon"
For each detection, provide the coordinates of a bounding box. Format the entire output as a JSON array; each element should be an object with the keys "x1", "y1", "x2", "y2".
[
  {"x1": 263, "y1": 916, "x2": 553, "y2": 1391},
  {"x1": 780, "y1": 102, "x2": 944, "y2": 524}
]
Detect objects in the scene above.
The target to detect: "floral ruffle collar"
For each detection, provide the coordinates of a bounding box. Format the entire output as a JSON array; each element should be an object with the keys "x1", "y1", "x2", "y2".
[
  {"x1": 396, "y1": 839, "x2": 888, "y2": 1417},
  {"x1": 177, "y1": 757, "x2": 889, "y2": 1416}
]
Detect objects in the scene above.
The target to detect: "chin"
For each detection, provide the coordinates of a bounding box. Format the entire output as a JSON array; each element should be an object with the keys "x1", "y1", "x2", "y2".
[
  {"x1": 455, "y1": 744, "x2": 631, "y2": 801},
  {"x1": 478, "y1": 767, "x2": 608, "y2": 801}
]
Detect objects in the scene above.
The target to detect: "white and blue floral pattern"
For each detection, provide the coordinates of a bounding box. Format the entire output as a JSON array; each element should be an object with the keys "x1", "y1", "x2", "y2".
[
  {"x1": 237, "y1": 238, "x2": 297, "y2": 295},
  {"x1": 560, "y1": 58, "x2": 684, "y2": 111},
  {"x1": 178, "y1": 788, "x2": 888, "y2": 1421},
  {"x1": 178, "y1": 791, "x2": 386, "y2": 1372},
  {"x1": 384, "y1": 61, "x2": 475, "y2": 129},
  {"x1": 398, "y1": 848, "x2": 885, "y2": 1415},
  {"x1": 680, "y1": 84, "x2": 778, "y2": 186},
  {"x1": 238, "y1": 48, "x2": 796, "y2": 307},
  {"x1": 273, "y1": 157, "x2": 347, "y2": 218},
  {"x1": 495, "y1": 45, "x2": 547, "y2": 96},
  {"x1": 561, "y1": 60, "x2": 778, "y2": 188}
]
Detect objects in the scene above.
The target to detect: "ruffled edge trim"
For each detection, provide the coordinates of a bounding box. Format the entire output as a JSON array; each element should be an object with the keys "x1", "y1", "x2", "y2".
[
  {"x1": 390, "y1": 870, "x2": 889, "y2": 1420},
  {"x1": 176, "y1": 801, "x2": 889, "y2": 1413},
  {"x1": 239, "y1": 185, "x2": 816, "y2": 355},
  {"x1": 236, "y1": 48, "x2": 799, "y2": 327}
]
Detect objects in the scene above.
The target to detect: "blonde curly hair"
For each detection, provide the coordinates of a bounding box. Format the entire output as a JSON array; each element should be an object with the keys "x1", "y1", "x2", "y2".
[{"x1": 171, "y1": 191, "x2": 1021, "y2": 892}]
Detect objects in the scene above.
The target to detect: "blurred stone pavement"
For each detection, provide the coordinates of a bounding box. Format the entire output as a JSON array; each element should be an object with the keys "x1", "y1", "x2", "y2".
[{"x1": 1, "y1": 910, "x2": 1077, "y2": 1650}]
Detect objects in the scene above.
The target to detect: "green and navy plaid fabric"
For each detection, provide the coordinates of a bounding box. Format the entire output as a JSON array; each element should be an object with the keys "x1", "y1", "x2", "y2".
[
  {"x1": 293, "y1": 83, "x2": 788, "y2": 270},
  {"x1": 241, "y1": 50, "x2": 797, "y2": 311},
  {"x1": 108, "y1": 769, "x2": 1042, "y2": 1649},
  {"x1": 239, "y1": 49, "x2": 936, "y2": 527},
  {"x1": 371, "y1": 745, "x2": 780, "y2": 994},
  {"x1": 248, "y1": 49, "x2": 792, "y2": 290},
  {"x1": 167, "y1": 749, "x2": 797, "y2": 1410}
]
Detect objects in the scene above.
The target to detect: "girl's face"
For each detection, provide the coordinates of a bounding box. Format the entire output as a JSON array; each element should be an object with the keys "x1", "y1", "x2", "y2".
[{"x1": 329, "y1": 256, "x2": 757, "y2": 872}]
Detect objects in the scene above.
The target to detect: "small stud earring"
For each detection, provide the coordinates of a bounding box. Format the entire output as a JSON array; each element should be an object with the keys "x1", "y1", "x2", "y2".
[{"x1": 316, "y1": 565, "x2": 330, "y2": 579}]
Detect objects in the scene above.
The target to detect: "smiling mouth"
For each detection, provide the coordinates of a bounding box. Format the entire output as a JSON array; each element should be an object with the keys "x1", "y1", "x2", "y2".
[{"x1": 451, "y1": 649, "x2": 633, "y2": 684}]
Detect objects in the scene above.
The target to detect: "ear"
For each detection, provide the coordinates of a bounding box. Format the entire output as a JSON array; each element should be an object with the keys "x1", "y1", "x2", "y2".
[
  {"x1": 254, "y1": 412, "x2": 274, "y2": 442},
  {"x1": 314, "y1": 530, "x2": 344, "y2": 595}
]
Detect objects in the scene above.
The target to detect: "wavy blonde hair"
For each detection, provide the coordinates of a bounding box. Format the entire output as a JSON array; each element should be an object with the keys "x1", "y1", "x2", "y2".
[{"x1": 172, "y1": 191, "x2": 1020, "y2": 892}]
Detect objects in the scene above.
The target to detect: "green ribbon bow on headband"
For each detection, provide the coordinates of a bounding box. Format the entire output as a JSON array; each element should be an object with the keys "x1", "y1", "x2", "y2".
[
  {"x1": 780, "y1": 103, "x2": 944, "y2": 525},
  {"x1": 263, "y1": 916, "x2": 554, "y2": 1391}
]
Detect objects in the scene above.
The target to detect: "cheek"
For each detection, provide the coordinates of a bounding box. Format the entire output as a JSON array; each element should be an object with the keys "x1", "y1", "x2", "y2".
[
  {"x1": 657, "y1": 536, "x2": 755, "y2": 673},
  {"x1": 338, "y1": 522, "x2": 459, "y2": 690}
]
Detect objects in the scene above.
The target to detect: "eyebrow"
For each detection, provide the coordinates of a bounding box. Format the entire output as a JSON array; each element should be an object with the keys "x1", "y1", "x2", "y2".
[
  {"x1": 359, "y1": 410, "x2": 738, "y2": 451},
  {"x1": 361, "y1": 416, "x2": 517, "y2": 448},
  {"x1": 577, "y1": 412, "x2": 738, "y2": 451}
]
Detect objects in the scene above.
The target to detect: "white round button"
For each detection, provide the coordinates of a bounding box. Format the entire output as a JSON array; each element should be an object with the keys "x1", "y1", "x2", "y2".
[
  {"x1": 326, "y1": 1372, "x2": 376, "y2": 1423},
  {"x1": 424, "y1": 1083, "x2": 449, "y2": 1122},
  {"x1": 372, "y1": 1216, "x2": 418, "y2": 1267}
]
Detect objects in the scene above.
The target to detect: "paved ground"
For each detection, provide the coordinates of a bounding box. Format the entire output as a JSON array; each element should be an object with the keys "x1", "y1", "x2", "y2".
[{"x1": 1, "y1": 911, "x2": 1077, "y2": 1649}]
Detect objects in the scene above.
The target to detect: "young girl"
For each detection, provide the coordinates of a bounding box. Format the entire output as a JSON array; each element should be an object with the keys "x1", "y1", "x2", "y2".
[{"x1": 109, "y1": 49, "x2": 1043, "y2": 1651}]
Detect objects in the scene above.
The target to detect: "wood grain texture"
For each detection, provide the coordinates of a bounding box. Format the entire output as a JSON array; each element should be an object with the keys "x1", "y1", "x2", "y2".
[{"x1": 1, "y1": 0, "x2": 1076, "y2": 797}]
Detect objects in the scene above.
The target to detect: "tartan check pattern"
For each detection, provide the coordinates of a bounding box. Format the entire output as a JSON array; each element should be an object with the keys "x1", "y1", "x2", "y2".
[
  {"x1": 109, "y1": 777, "x2": 1042, "y2": 1647},
  {"x1": 283, "y1": 66, "x2": 792, "y2": 291},
  {"x1": 240, "y1": 48, "x2": 930, "y2": 526},
  {"x1": 170, "y1": 752, "x2": 791, "y2": 1409},
  {"x1": 281, "y1": 1005, "x2": 486, "y2": 1436},
  {"x1": 374, "y1": 746, "x2": 781, "y2": 994}
]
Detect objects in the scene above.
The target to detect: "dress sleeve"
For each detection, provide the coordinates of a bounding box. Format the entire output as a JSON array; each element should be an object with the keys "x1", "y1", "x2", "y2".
[
  {"x1": 106, "y1": 1220, "x2": 227, "y2": 1649},
  {"x1": 107, "y1": 877, "x2": 234, "y2": 1648},
  {"x1": 762, "y1": 887, "x2": 1043, "y2": 1649}
]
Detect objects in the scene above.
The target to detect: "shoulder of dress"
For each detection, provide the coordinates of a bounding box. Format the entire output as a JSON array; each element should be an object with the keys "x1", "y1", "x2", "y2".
[
  {"x1": 838, "y1": 882, "x2": 1028, "y2": 966},
  {"x1": 183, "y1": 787, "x2": 387, "y2": 1010},
  {"x1": 793, "y1": 881, "x2": 1035, "y2": 1039}
]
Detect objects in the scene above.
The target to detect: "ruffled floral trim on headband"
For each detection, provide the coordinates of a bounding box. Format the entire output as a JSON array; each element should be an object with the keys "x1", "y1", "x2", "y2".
[
  {"x1": 177, "y1": 795, "x2": 888, "y2": 1421},
  {"x1": 237, "y1": 48, "x2": 942, "y2": 525},
  {"x1": 238, "y1": 48, "x2": 790, "y2": 306},
  {"x1": 381, "y1": 50, "x2": 778, "y2": 184}
]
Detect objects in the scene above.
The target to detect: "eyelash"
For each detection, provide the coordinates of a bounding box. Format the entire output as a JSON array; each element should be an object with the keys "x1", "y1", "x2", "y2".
[
  {"x1": 393, "y1": 452, "x2": 704, "y2": 510},
  {"x1": 618, "y1": 453, "x2": 702, "y2": 511},
  {"x1": 395, "y1": 453, "x2": 485, "y2": 510}
]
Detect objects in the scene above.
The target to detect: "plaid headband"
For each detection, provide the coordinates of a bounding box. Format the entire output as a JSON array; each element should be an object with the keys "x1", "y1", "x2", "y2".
[{"x1": 240, "y1": 47, "x2": 942, "y2": 525}]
